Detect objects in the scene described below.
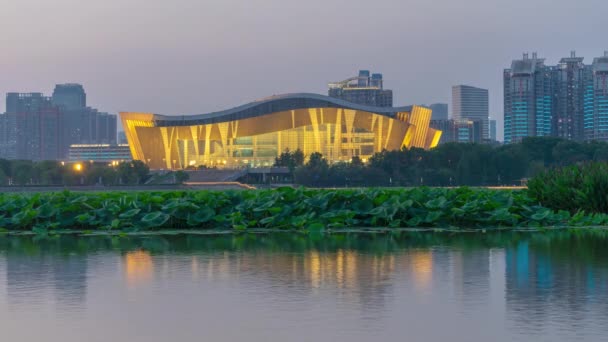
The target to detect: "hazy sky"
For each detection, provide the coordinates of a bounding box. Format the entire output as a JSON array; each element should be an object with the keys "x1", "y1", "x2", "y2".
[{"x1": 1, "y1": 0, "x2": 606, "y2": 141}]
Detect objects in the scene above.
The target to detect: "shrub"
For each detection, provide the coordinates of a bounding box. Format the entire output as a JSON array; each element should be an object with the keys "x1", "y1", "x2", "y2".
[{"x1": 528, "y1": 162, "x2": 608, "y2": 214}]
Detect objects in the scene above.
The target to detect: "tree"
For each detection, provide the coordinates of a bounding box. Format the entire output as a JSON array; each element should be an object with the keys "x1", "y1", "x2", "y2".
[
  {"x1": 12, "y1": 161, "x2": 33, "y2": 186},
  {"x1": 174, "y1": 170, "x2": 190, "y2": 184}
]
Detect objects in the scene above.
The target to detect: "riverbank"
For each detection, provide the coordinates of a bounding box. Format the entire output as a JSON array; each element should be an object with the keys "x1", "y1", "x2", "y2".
[{"x1": 0, "y1": 187, "x2": 606, "y2": 233}]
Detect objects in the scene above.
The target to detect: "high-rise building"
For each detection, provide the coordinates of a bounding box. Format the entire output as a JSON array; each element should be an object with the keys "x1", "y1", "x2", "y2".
[
  {"x1": 430, "y1": 119, "x2": 482, "y2": 144},
  {"x1": 2, "y1": 93, "x2": 64, "y2": 160},
  {"x1": 554, "y1": 51, "x2": 590, "y2": 141},
  {"x1": 1, "y1": 84, "x2": 117, "y2": 160},
  {"x1": 51, "y1": 84, "x2": 86, "y2": 110},
  {"x1": 504, "y1": 53, "x2": 554, "y2": 143},
  {"x1": 589, "y1": 52, "x2": 608, "y2": 141},
  {"x1": 452, "y1": 85, "x2": 489, "y2": 140},
  {"x1": 429, "y1": 103, "x2": 448, "y2": 120},
  {"x1": 504, "y1": 52, "x2": 608, "y2": 143},
  {"x1": 51, "y1": 84, "x2": 117, "y2": 146},
  {"x1": 328, "y1": 70, "x2": 393, "y2": 107}
]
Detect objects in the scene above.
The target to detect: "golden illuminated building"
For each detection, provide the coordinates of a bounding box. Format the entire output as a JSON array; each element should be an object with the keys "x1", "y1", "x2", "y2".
[{"x1": 120, "y1": 94, "x2": 441, "y2": 169}]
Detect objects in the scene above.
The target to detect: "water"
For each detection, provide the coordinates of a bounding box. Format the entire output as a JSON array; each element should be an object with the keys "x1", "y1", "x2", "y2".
[{"x1": 0, "y1": 231, "x2": 607, "y2": 342}]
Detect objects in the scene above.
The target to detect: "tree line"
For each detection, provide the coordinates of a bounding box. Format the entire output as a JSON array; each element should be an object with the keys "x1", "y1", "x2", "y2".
[
  {"x1": 276, "y1": 137, "x2": 608, "y2": 187},
  {"x1": 0, "y1": 160, "x2": 150, "y2": 186}
]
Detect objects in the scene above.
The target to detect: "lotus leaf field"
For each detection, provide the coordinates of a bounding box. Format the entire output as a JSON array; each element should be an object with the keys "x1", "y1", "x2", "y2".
[{"x1": 0, "y1": 187, "x2": 606, "y2": 233}]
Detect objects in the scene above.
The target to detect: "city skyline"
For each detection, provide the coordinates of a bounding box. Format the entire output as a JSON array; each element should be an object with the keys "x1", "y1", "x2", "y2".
[{"x1": 2, "y1": 0, "x2": 608, "y2": 142}]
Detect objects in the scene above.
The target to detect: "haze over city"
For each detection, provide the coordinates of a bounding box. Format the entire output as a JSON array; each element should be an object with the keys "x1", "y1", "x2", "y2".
[{"x1": 2, "y1": 0, "x2": 607, "y2": 141}]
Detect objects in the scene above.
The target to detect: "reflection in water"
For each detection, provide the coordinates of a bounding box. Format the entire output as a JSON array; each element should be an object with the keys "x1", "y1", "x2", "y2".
[
  {"x1": 124, "y1": 250, "x2": 154, "y2": 288},
  {"x1": 1, "y1": 231, "x2": 608, "y2": 341},
  {"x1": 410, "y1": 251, "x2": 433, "y2": 290}
]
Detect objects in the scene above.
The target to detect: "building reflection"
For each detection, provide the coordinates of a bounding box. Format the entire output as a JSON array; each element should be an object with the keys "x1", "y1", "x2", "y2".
[
  {"x1": 3, "y1": 233, "x2": 608, "y2": 328},
  {"x1": 505, "y1": 240, "x2": 608, "y2": 331},
  {"x1": 124, "y1": 250, "x2": 154, "y2": 288}
]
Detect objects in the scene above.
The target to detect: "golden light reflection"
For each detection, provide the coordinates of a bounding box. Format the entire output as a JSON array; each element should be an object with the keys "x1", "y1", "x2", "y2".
[
  {"x1": 410, "y1": 251, "x2": 433, "y2": 290},
  {"x1": 125, "y1": 250, "x2": 154, "y2": 287}
]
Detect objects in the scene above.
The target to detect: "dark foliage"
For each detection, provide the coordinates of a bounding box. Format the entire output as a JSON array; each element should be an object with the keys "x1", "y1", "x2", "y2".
[{"x1": 528, "y1": 162, "x2": 608, "y2": 214}]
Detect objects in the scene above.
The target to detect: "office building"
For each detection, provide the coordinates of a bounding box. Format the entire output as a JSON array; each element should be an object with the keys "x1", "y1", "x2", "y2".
[
  {"x1": 121, "y1": 93, "x2": 441, "y2": 170},
  {"x1": 452, "y1": 85, "x2": 489, "y2": 140},
  {"x1": 68, "y1": 144, "x2": 132, "y2": 163},
  {"x1": 430, "y1": 119, "x2": 482, "y2": 144},
  {"x1": 328, "y1": 70, "x2": 393, "y2": 107},
  {"x1": 429, "y1": 103, "x2": 448, "y2": 120}
]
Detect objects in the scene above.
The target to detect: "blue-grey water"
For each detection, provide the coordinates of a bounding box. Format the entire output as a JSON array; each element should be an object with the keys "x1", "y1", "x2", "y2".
[{"x1": 0, "y1": 232, "x2": 607, "y2": 342}]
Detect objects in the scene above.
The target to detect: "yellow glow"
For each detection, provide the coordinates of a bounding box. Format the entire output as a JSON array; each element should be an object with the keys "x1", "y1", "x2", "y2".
[
  {"x1": 73, "y1": 163, "x2": 82, "y2": 172},
  {"x1": 411, "y1": 251, "x2": 433, "y2": 290},
  {"x1": 125, "y1": 250, "x2": 154, "y2": 287},
  {"x1": 120, "y1": 106, "x2": 440, "y2": 170}
]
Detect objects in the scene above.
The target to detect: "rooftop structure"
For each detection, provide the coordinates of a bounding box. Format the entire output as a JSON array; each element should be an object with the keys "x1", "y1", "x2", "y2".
[{"x1": 328, "y1": 70, "x2": 393, "y2": 107}]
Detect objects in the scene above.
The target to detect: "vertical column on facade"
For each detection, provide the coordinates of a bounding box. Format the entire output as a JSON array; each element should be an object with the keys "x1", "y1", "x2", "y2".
[
  {"x1": 344, "y1": 110, "x2": 356, "y2": 160},
  {"x1": 203, "y1": 125, "x2": 211, "y2": 165},
  {"x1": 334, "y1": 109, "x2": 342, "y2": 160}
]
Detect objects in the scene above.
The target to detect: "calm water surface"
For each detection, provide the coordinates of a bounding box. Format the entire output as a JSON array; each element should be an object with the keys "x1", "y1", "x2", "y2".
[{"x1": 1, "y1": 231, "x2": 607, "y2": 342}]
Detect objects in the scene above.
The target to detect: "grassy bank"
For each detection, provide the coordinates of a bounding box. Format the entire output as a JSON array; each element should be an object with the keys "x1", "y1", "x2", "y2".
[{"x1": 0, "y1": 187, "x2": 606, "y2": 233}]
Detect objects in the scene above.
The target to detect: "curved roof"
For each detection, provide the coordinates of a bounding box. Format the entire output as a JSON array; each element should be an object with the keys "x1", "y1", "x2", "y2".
[{"x1": 153, "y1": 93, "x2": 417, "y2": 127}]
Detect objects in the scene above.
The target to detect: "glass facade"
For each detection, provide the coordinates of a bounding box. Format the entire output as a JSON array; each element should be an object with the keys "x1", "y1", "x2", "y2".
[{"x1": 121, "y1": 95, "x2": 441, "y2": 170}]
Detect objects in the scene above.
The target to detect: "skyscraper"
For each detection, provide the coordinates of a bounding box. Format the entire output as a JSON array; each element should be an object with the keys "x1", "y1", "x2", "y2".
[
  {"x1": 3, "y1": 93, "x2": 64, "y2": 160},
  {"x1": 1, "y1": 84, "x2": 117, "y2": 160},
  {"x1": 429, "y1": 103, "x2": 448, "y2": 120},
  {"x1": 51, "y1": 84, "x2": 86, "y2": 110},
  {"x1": 554, "y1": 51, "x2": 589, "y2": 141},
  {"x1": 590, "y1": 52, "x2": 608, "y2": 141},
  {"x1": 328, "y1": 70, "x2": 393, "y2": 107},
  {"x1": 504, "y1": 52, "x2": 608, "y2": 143},
  {"x1": 503, "y1": 53, "x2": 554, "y2": 143},
  {"x1": 452, "y1": 85, "x2": 489, "y2": 140}
]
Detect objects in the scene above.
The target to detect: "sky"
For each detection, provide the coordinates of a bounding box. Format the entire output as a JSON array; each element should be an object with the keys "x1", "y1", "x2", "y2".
[{"x1": 1, "y1": 0, "x2": 607, "y2": 141}]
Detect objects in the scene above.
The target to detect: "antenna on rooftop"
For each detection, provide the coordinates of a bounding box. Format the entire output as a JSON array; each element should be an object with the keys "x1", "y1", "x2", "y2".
[{"x1": 571, "y1": 50, "x2": 576, "y2": 58}]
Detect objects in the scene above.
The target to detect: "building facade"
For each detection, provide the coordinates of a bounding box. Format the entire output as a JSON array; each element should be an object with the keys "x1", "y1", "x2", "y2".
[
  {"x1": 504, "y1": 51, "x2": 608, "y2": 143},
  {"x1": 489, "y1": 119, "x2": 497, "y2": 141},
  {"x1": 452, "y1": 85, "x2": 489, "y2": 140},
  {"x1": 2, "y1": 93, "x2": 65, "y2": 160},
  {"x1": 1, "y1": 84, "x2": 117, "y2": 160},
  {"x1": 589, "y1": 53, "x2": 608, "y2": 140},
  {"x1": 328, "y1": 70, "x2": 393, "y2": 107},
  {"x1": 121, "y1": 93, "x2": 441, "y2": 170},
  {"x1": 429, "y1": 103, "x2": 448, "y2": 120},
  {"x1": 68, "y1": 144, "x2": 132, "y2": 163},
  {"x1": 430, "y1": 119, "x2": 482, "y2": 144},
  {"x1": 554, "y1": 52, "x2": 589, "y2": 141}
]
